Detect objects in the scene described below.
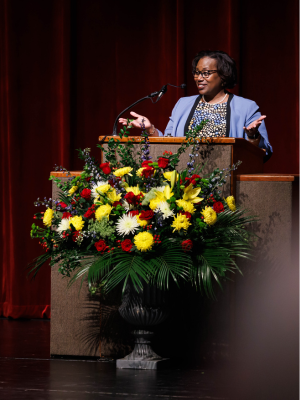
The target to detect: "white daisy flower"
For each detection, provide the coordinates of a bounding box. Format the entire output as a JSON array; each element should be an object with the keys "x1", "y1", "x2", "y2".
[
  {"x1": 155, "y1": 201, "x2": 174, "y2": 219},
  {"x1": 116, "y1": 214, "x2": 139, "y2": 236},
  {"x1": 57, "y1": 218, "x2": 71, "y2": 235},
  {"x1": 91, "y1": 180, "x2": 108, "y2": 198}
]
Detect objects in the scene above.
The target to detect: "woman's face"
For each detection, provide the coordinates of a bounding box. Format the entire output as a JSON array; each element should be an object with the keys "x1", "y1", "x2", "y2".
[{"x1": 194, "y1": 57, "x2": 223, "y2": 96}]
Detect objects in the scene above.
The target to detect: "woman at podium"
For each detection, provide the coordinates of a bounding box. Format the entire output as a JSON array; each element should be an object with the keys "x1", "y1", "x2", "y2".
[{"x1": 119, "y1": 50, "x2": 272, "y2": 160}]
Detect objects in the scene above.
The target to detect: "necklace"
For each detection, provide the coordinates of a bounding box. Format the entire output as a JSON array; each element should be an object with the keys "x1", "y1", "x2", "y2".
[{"x1": 202, "y1": 92, "x2": 228, "y2": 105}]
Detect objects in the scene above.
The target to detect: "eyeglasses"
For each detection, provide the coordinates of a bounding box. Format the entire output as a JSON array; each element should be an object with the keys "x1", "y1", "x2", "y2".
[{"x1": 192, "y1": 70, "x2": 218, "y2": 78}]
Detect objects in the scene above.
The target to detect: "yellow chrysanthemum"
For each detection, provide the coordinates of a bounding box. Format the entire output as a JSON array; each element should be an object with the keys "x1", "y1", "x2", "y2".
[
  {"x1": 96, "y1": 184, "x2": 111, "y2": 194},
  {"x1": 69, "y1": 215, "x2": 85, "y2": 231},
  {"x1": 106, "y1": 189, "x2": 122, "y2": 203},
  {"x1": 113, "y1": 167, "x2": 133, "y2": 177},
  {"x1": 136, "y1": 214, "x2": 149, "y2": 227},
  {"x1": 125, "y1": 185, "x2": 143, "y2": 196},
  {"x1": 43, "y1": 208, "x2": 54, "y2": 227},
  {"x1": 176, "y1": 199, "x2": 196, "y2": 214},
  {"x1": 225, "y1": 196, "x2": 236, "y2": 211},
  {"x1": 182, "y1": 184, "x2": 204, "y2": 204},
  {"x1": 95, "y1": 204, "x2": 112, "y2": 220},
  {"x1": 134, "y1": 231, "x2": 154, "y2": 252},
  {"x1": 201, "y1": 206, "x2": 217, "y2": 226},
  {"x1": 68, "y1": 185, "x2": 78, "y2": 195},
  {"x1": 171, "y1": 214, "x2": 191, "y2": 232}
]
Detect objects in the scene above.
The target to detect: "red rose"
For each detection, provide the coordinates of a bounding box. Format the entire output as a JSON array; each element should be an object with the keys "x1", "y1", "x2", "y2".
[
  {"x1": 81, "y1": 188, "x2": 91, "y2": 200},
  {"x1": 141, "y1": 160, "x2": 153, "y2": 167},
  {"x1": 85, "y1": 177, "x2": 91, "y2": 182},
  {"x1": 158, "y1": 157, "x2": 169, "y2": 169},
  {"x1": 128, "y1": 210, "x2": 139, "y2": 217},
  {"x1": 84, "y1": 208, "x2": 94, "y2": 219},
  {"x1": 182, "y1": 239, "x2": 193, "y2": 252},
  {"x1": 58, "y1": 202, "x2": 67, "y2": 208},
  {"x1": 121, "y1": 239, "x2": 133, "y2": 252},
  {"x1": 139, "y1": 210, "x2": 154, "y2": 220},
  {"x1": 94, "y1": 239, "x2": 108, "y2": 253},
  {"x1": 62, "y1": 212, "x2": 72, "y2": 219},
  {"x1": 179, "y1": 211, "x2": 192, "y2": 220},
  {"x1": 112, "y1": 201, "x2": 122, "y2": 207},
  {"x1": 185, "y1": 174, "x2": 201, "y2": 186},
  {"x1": 72, "y1": 231, "x2": 80, "y2": 242},
  {"x1": 124, "y1": 191, "x2": 140, "y2": 206},
  {"x1": 100, "y1": 162, "x2": 111, "y2": 175},
  {"x1": 141, "y1": 167, "x2": 155, "y2": 178},
  {"x1": 213, "y1": 201, "x2": 225, "y2": 213},
  {"x1": 108, "y1": 179, "x2": 115, "y2": 187}
]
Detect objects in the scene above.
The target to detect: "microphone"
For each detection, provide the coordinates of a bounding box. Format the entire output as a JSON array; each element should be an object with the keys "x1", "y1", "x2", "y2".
[
  {"x1": 155, "y1": 85, "x2": 168, "y2": 102},
  {"x1": 152, "y1": 83, "x2": 186, "y2": 104},
  {"x1": 112, "y1": 83, "x2": 186, "y2": 135}
]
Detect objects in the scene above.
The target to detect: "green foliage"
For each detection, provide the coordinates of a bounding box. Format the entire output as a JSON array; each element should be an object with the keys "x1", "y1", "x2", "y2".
[{"x1": 88, "y1": 217, "x2": 116, "y2": 240}]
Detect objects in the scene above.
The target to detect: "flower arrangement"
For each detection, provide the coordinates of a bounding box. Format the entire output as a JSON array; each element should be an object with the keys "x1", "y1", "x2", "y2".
[{"x1": 30, "y1": 121, "x2": 255, "y2": 298}]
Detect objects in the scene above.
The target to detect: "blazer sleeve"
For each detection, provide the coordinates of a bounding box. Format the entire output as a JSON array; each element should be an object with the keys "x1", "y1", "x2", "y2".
[
  {"x1": 158, "y1": 98, "x2": 183, "y2": 137},
  {"x1": 245, "y1": 101, "x2": 273, "y2": 160}
]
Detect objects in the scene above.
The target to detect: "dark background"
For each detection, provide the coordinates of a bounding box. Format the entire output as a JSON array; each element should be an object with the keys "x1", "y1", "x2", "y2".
[{"x1": 0, "y1": 0, "x2": 298, "y2": 318}]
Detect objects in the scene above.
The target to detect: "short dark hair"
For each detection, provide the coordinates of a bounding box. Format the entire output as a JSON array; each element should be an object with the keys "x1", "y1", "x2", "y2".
[{"x1": 192, "y1": 50, "x2": 237, "y2": 89}]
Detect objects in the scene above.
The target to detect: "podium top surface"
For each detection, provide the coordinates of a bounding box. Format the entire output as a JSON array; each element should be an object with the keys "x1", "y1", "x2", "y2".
[
  {"x1": 99, "y1": 136, "x2": 239, "y2": 144},
  {"x1": 98, "y1": 136, "x2": 265, "y2": 159}
]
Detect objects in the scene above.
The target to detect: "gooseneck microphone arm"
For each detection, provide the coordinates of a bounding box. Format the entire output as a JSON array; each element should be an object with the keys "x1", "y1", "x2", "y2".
[{"x1": 111, "y1": 83, "x2": 186, "y2": 136}]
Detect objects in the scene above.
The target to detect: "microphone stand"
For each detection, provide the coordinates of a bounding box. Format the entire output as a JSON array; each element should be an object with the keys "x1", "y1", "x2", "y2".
[
  {"x1": 110, "y1": 83, "x2": 186, "y2": 137},
  {"x1": 99, "y1": 84, "x2": 185, "y2": 146},
  {"x1": 112, "y1": 91, "x2": 160, "y2": 137}
]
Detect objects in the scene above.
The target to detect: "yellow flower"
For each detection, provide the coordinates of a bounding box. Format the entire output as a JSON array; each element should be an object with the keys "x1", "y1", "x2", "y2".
[
  {"x1": 161, "y1": 185, "x2": 174, "y2": 200},
  {"x1": 113, "y1": 167, "x2": 133, "y2": 177},
  {"x1": 136, "y1": 167, "x2": 145, "y2": 177},
  {"x1": 176, "y1": 199, "x2": 196, "y2": 214},
  {"x1": 68, "y1": 186, "x2": 78, "y2": 195},
  {"x1": 149, "y1": 196, "x2": 163, "y2": 210},
  {"x1": 96, "y1": 184, "x2": 111, "y2": 194},
  {"x1": 69, "y1": 215, "x2": 85, "y2": 231},
  {"x1": 149, "y1": 185, "x2": 174, "y2": 210},
  {"x1": 43, "y1": 208, "x2": 54, "y2": 227},
  {"x1": 106, "y1": 189, "x2": 122, "y2": 203},
  {"x1": 134, "y1": 231, "x2": 154, "y2": 252},
  {"x1": 201, "y1": 206, "x2": 217, "y2": 226},
  {"x1": 125, "y1": 185, "x2": 143, "y2": 196},
  {"x1": 163, "y1": 171, "x2": 178, "y2": 182},
  {"x1": 171, "y1": 214, "x2": 191, "y2": 232},
  {"x1": 182, "y1": 184, "x2": 204, "y2": 204},
  {"x1": 95, "y1": 204, "x2": 112, "y2": 220},
  {"x1": 225, "y1": 196, "x2": 236, "y2": 211},
  {"x1": 136, "y1": 214, "x2": 148, "y2": 227}
]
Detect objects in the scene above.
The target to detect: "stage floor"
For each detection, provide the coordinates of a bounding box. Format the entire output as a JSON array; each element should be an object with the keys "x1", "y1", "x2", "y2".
[
  {"x1": 0, "y1": 318, "x2": 298, "y2": 400},
  {"x1": 0, "y1": 318, "x2": 235, "y2": 399}
]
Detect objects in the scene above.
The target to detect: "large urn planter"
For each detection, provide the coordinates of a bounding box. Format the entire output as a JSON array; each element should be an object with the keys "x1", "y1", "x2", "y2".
[{"x1": 116, "y1": 282, "x2": 170, "y2": 369}]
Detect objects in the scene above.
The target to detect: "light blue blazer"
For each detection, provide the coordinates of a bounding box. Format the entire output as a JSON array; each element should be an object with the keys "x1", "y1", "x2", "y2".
[{"x1": 158, "y1": 93, "x2": 273, "y2": 160}]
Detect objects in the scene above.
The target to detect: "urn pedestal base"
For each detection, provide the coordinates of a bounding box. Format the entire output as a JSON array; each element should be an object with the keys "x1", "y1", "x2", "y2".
[{"x1": 116, "y1": 330, "x2": 169, "y2": 370}]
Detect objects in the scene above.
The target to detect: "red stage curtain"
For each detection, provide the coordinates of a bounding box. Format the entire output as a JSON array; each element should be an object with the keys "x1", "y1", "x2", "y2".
[{"x1": 0, "y1": 0, "x2": 298, "y2": 318}]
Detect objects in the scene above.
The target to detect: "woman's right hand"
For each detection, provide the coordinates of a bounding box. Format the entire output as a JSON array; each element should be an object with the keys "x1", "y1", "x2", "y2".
[{"x1": 119, "y1": 111, "x2": 152, "y2": 130}]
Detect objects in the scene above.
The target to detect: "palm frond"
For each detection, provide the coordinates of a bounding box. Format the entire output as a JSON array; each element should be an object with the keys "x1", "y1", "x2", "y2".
[{"x1": 27, "y1": 253, "x2": 52, "y2": 280}]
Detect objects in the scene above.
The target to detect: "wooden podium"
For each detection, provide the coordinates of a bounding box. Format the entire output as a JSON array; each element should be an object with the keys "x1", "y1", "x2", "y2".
[
  {"x1": 99, "y1": 136, "x2": 265, "y2": 197},
  {"x1": 50, "y1": 136, "x2": 298, "y2": 362}
]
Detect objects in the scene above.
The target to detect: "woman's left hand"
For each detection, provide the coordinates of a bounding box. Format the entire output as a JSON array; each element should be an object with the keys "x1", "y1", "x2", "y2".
[{"x1": 243, "y1": 115, "x2": 266, "y2": 137}]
